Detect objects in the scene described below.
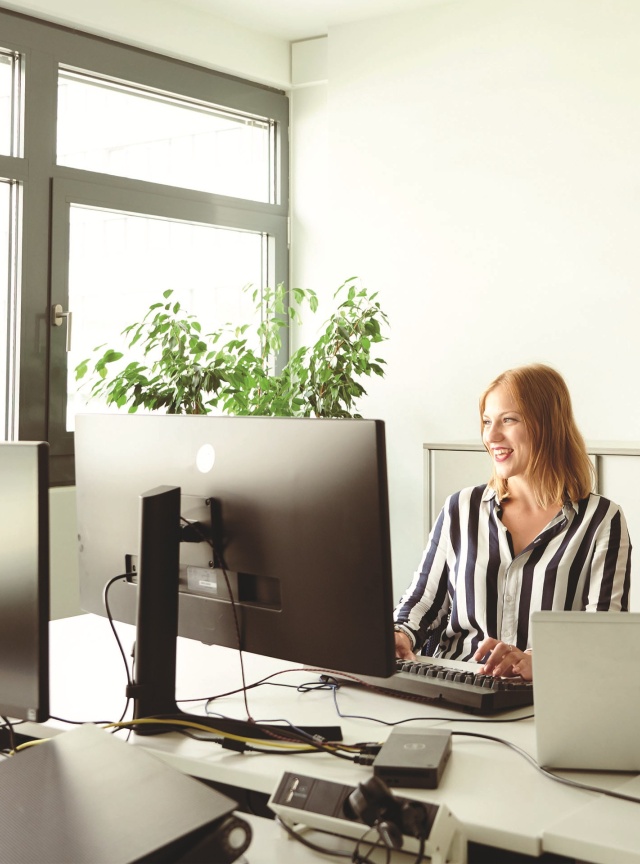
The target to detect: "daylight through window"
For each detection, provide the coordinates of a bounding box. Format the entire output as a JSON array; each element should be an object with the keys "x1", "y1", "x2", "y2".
[{"x1": 57, "y1": 70, "x2": 275, "y2": 202}]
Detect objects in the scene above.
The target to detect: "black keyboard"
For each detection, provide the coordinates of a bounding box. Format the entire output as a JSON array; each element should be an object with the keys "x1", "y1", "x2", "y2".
[{"x1": 328, "y1": 657, "x2": 534, "y2": 715}]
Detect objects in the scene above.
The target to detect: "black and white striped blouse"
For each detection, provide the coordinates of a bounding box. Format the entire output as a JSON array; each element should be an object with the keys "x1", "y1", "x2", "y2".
[{"x1": 394, "y1": 484, "x2": 632, "y2": 661}]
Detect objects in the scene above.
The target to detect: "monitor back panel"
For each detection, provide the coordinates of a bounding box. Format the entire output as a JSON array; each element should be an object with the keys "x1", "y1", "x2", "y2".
[
  {"x1": 0, "y1": 441, "x2": 49, "y2": 721},
  {"x1": 74, "y1": 413, "x2": 396, "y2": 677}
]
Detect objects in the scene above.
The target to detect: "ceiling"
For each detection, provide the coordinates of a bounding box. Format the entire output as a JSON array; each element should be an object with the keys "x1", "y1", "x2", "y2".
[{"x1": 178, "y1": 0, "x2": 448, "y2": 42}]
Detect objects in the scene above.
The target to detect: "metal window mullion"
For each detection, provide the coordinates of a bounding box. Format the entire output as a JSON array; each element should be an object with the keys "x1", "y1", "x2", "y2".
[
  {"x1": 5, "y1": 179, "x2": 22, "y2": 440},
  {"x1": 0, "y1": 185, "x2": 8, "y2": 440},
  {"x1": 59, "y1": 66, "x2": 273, "y2": 127},
  {"x1": 10, "y1": 50, "x2": 23, "y2": 158},
  {"x1": 269, "y1": 119, "x2": 277, "y2": 206}
]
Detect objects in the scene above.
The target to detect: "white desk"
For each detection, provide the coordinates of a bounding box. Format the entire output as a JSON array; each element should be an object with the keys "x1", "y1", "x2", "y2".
[{"x1": 29, "y1": 615, "x2": 640, "y2": 863}]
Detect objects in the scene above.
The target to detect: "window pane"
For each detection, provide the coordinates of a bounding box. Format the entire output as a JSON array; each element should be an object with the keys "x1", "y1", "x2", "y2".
[
  {"x1": 68, "y1": 205, "x2": 264, "y2": 430},
  {"x1": 57, "y1": 70, "x2": 273, "y2": 202},
  {"x1": 0, "y1": 49, "x2": 21, "y2": 157},
  {"x1": 0, "y1": 180, "x2": 20, "y2": 440}
]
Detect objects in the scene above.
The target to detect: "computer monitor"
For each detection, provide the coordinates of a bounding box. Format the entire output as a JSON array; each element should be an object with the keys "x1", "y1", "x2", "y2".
[
  {"x1": 75, "y1": 414, "x2": 396, "y2": 690},
  {"x1": 0, "y1": 442, "x2": 49, "y2": 723}
]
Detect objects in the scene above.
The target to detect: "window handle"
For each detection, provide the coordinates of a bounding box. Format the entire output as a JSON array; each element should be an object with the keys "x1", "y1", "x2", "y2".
[{"x1": 51, "y1": 303, "x2": 72, "y2": 352}]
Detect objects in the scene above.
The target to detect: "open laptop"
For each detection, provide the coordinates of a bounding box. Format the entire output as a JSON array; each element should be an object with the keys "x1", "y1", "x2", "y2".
[{"x1": 531, "y1": 611, "x2": 640, "y2": 771}]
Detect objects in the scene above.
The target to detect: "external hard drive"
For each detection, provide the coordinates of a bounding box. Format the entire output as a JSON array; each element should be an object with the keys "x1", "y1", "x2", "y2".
[{"x1": 373, "y1": 727, "x2": 452, "y2": 788}]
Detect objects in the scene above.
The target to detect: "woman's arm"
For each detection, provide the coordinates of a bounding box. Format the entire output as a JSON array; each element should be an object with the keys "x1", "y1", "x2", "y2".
[
  {"x1": 584, "y1": 503, "x2": 632, "y2": 612},
  {"x1": 394, "y1": 628, "x2": 416, "y2": 660},
  {"x1": 393, "y1": 505, "x2": 452, "y2": 654}
]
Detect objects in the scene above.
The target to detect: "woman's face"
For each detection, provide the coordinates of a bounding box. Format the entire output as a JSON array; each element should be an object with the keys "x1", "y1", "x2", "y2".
[{"x1": 482, "y1": 384, "x2": 531, "y2": 482}]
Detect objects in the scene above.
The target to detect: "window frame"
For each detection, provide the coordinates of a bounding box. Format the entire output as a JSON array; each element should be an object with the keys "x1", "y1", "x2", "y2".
[
  {"x1": 0, "y1": 7, "x2": 289, "y2": 485},
  {"x1": 50, "y1": 176, "x2": 288, "y2": 465},
  {"x1": 0, "y1": 176, "x2": 22, "y2": 441}
]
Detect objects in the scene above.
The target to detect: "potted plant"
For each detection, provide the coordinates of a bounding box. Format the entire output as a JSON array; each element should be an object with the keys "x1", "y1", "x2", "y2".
[{"x1": 75, "y1": 277, "x2": 389, "y2": 418}]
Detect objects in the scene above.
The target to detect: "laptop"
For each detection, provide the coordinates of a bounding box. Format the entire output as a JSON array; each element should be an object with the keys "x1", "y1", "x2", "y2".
[
  {"x1": 531, "y1": 611, "x2": 640, "y2": 771},
  {"x1": 0, "y1": 724, "x2": 249, "y2": 863}
]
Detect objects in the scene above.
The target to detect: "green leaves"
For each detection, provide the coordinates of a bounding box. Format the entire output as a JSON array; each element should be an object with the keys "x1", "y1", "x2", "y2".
[{"x1": 75, "y1": 279, "x2": 388, "y2": 417}]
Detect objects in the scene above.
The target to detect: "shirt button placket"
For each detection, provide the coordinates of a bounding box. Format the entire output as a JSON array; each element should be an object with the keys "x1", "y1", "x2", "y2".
[{"x1": 501, "y1": 561, "x2": 518, "y2": 645}]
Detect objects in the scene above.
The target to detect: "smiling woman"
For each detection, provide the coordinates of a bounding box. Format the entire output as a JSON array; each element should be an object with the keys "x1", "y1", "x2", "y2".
[
  {"x1": 393, "y1": 363, "x2": 631, "y2": 682},
  {"x1": 482, "y1": 388, "x2": 531, "y2": 487},
  {"x1": 480, "y1": 364, "x2": 596, "y2": 510}
]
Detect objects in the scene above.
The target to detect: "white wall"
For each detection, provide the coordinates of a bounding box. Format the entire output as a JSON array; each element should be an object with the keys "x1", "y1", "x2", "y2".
[
  {"x1": 290, "y1": 39, "x2": 329, "y2": 296},
  {"x1": 49, "y1": 487, "x2": 81, "y2": 618},
  {"x1": 0, "y1": 0, "x2": 291, "y2": 86},
  {"x1": 290, "y1": 0, "x2": 640, "y2": 599}
]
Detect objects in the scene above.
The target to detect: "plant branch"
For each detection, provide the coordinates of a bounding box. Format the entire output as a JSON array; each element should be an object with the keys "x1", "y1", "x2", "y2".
[{"x1": 75, "y1": 278, "x2": 388, "y2": 418}]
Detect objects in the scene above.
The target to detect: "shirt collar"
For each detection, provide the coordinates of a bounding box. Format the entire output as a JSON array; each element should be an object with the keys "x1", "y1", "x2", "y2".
[
  {"x1": 482, "y1": 485, "x2": 498, "y2": 503},
  {"x1": 482, "y1": 483, "x2": 579, "y2": 517}
]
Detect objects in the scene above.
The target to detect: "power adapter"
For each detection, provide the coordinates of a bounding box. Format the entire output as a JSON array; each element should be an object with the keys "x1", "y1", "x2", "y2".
[{"x1": 373, "y1": 727, "x2": 452, "y2": 789}]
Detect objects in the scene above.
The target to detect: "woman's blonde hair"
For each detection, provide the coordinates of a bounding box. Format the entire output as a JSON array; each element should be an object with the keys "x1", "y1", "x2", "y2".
[{"x1": 479, "y1": 364, "x2": 594, "y2": 506}]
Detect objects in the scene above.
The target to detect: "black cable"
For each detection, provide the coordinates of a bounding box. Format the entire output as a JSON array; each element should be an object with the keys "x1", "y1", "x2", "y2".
[
  {"x1": 355, "y1": 827, "x2": 391, "y2": 864},
  {"x1": 48, "y1": 714, "x2": 119, "y2": 726},
  {"x1": 326, "y1": 682, "x2": 640, "y2": 806},
  {"x1": 413, "y1": 836, "x2": 427, "y2": 864},
  {"x1": 356, "y1": 830, "x2": 390, "y2": 864},
  {"x1": 203, "y1": 703, "x2": 355, "y2": 755},
  {"x1": 174, "y1": 724, "x2": 337, "y2": 755},
  {"x1": 275, "y1": 815, "x2": 381, "y2": 863},
  {"x1": 327, "y1": 677, "x2": 534, "y2": 725},
  {"x1": 179, "y1": 514, "x2": 255, "y2": 722},
  {"x1": 102, "y1": 573, "x2": 133, "y2": 688},
  {"x1": 277, "y1": 813, "x2": 426, "y2": 864},
  {"x1": 1, "y1": 716, "x2": 15, "y2": 754},
  {"x1": 194, "y1": 670, "x2": 335, "y2": 707},
  {"x1": 102, "y1": 573, "x2": 134, "y2": 725},
  {"x1": 451, "y1": 730, "x2": 640, "y2": 805}
]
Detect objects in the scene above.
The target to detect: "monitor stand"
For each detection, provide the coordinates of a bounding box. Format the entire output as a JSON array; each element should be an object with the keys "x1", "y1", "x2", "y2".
[{"x1": 129, "y1": 485, "x2": 342, "y2": 743}]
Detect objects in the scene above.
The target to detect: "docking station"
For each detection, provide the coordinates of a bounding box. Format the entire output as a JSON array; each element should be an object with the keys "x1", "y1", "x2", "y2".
[{"x1": 373, "y1": 726, "x2": 452, "y2": 788}]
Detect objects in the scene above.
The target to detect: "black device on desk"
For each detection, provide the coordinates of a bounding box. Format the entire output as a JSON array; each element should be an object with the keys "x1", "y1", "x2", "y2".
[
  {"x1": 0, "y1": 441, "x2": 49, "y2": 728},
  {"x1": 75, "y1": 414, "x2": 396, "y2": 733}
]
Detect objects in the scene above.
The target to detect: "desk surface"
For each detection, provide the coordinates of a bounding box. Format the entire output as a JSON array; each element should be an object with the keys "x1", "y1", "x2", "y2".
[{"x1": 31, "y1": 615, "x2": 640, "y2": 863}]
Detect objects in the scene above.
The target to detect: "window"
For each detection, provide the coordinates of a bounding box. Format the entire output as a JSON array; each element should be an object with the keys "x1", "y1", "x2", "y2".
[
  {"x1": 0, "y1": 179, "x2": 21, "y2": 440},
  {"x1": 57, "y1": 70, "x2": 276, "y2": 202},
  {"x1": 1, "y1": 8, "x2": 288, "y2": 483},
  {"x1": 0, "y1": 44, "x2": 23, "y2": 441},
  {"x1": 0, "y1": 48, "x2": 22, "y2": 157},
  {"x1": 67, "y1": 205, "x2": 265, "y2": 429}
]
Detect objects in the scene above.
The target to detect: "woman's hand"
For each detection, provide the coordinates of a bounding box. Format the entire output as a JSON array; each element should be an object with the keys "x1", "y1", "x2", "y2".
[
  {"x1": 473, "y1": 637, "x2": 532, "y2": 681},
  {"x1": 394, "y1": 629, "x2": 416, "y2": 661}
]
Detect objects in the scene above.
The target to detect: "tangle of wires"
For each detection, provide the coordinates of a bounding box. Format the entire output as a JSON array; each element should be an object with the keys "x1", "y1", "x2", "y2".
[
  {"x1": 194, "y1": 668, "x2": 640, "y2": 808},
  {"x1": 97, "y1": 512, "x2": 254, "y2": 733},
  {"x1": 97, "y1": 513, "x2": 640, "y2": 811},
  {"x1": 319, "y1": 675, "x2": 640, "y2": 807},
  {"x1": 97, "y1": 520, "x2": 383, "y2": 760},
  {"x1": 275, "y1": 813, "x2": 426, "y2": 864}
]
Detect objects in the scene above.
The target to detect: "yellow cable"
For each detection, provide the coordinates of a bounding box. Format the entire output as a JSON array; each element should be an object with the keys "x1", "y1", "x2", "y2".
[
  {"x1": 10, "y1": 718, "x2": 361, "y2": 756},
  {"x1": 12, "y1": 738, "x2": 50, "y2": 753},
  {"x1": 105, "y1": 717, "x2": 322, "y2": 750}
]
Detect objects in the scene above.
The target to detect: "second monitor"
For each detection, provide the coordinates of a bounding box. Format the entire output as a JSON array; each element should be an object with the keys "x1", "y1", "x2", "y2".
[{"x1": 75, "y1": 413, "x2": 396, "y2": 680}]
